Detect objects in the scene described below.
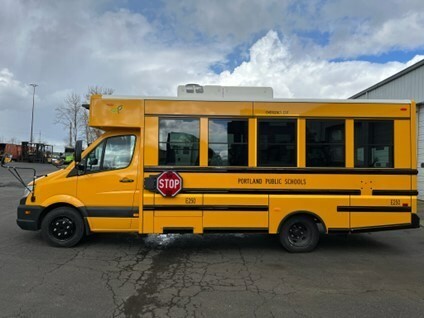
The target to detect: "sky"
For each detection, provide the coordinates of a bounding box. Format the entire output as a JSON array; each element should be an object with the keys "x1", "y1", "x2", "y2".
[{"x1": 1, "y1": 0, "x2": 424, "y2": 151}]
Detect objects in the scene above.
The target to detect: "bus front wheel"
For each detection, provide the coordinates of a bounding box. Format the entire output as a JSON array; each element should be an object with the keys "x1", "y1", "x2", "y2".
[
  {"x1": 41, "y1": 207, "x2": 85, "y2": 247},
  {"x1": 279, "y1": 215, "x2": 319, "y2": 253}
]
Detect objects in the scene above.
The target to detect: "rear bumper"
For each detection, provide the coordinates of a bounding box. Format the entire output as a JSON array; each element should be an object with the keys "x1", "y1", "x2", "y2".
[{"x1": 17, "y1": 205, "x2": 43, "y2": 231}]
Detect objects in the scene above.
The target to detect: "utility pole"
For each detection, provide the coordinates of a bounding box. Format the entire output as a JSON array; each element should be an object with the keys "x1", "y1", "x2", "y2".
[{"x1": 29, "y1": 83, "x2": 38, "y2": 143}]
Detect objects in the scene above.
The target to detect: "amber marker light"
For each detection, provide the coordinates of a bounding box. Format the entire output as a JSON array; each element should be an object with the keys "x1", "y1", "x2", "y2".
[{"x1": 25, "y1": 211, "x2": 31, "y2": 215}]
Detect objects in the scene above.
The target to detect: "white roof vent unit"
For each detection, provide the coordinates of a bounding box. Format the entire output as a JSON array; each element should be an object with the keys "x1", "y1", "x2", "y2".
[{"x1": 177, "y1": 84, "x2": 273, "y2": 100}]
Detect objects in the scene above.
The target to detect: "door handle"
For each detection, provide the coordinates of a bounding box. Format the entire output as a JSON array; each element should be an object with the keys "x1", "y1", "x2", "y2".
[{"x1": 120, "y1": 177, "x2": 134, "y2": 183}]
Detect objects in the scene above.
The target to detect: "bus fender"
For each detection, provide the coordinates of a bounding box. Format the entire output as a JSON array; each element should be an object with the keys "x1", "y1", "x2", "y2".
[{"x1": 278, "y1": 210, "x2": 327, "y2": 234}]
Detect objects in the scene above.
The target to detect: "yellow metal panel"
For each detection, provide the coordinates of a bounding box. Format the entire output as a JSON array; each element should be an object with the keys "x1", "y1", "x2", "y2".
[
  {"x1": 143, "y1": 192, "x2": 155, "y2": 205},
  {"x1": 254, "y1": 102, "x2": 411, "y2": 118},
  {"x1": 394, "y1": 120, "x2": 411, "y2": 168},
  {"x1": 297, "y1": 119, "x2": 305, "y2": 167},
  {"x1": 269, "y1": 195, "x2": 350, "y2": 233},
  {"x1": 248, "y1": 118, "x2": 257, "y2": 167},
  {"x1": 144, "y1": 116, "x2": 158, "y2": 165},
  {"x1": 203, "y1": 194, "x2": 268, "y2": 205},
  {"x1": 143, "y1": 211, "x2": 154, "y2": 233},
  {"x1": 87, "y1": 217, "x2": 136, "y2": 232},
  {"x1": 154, "y1": 211, "x2": 202, "y2": 217},
  {"x1": 410, "y1": 101, "x2": 417, "y2": 168},
  {"x1": 203, "y1": 212, "x2": 268, "y2": 228},
  {"x1": 154, "y1": 193, "x2": 203, "y2": 205},
  {"x1": 145, "y1": 100, "x2": 253, "y2": 116},
  {"x1": 350, "y1": 196, "x2": 411, "y2": 207},
  {"x1": 350, "y1": 196, "x2": 412, "y2": 228},
  {"x1": 154, "y1": 216, "x2": 203, "y2": 233},
  {"x1": 164, "y1": 173, "x2": 410, "y2": 191},
  {"x1": 346, "y1": 119, "x2": 354, "y2": 168},
  {"x1": 90, "y1": 97, "x2": 144, "y2": 129},
  {"x1": 351, "y1": 213, "x2": 410, "y2": 228},
  {"x1": 200, "y1": 118, "x2": 208, "y2": 166}
]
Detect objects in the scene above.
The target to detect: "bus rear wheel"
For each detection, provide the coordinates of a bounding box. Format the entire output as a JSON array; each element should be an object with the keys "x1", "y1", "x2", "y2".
[
  {"x1": 279, "y1": 215, "x2": 319, "y2": 253},
  {"x1": 41, "y1": 207, "x2": 84, "y2": 247}
]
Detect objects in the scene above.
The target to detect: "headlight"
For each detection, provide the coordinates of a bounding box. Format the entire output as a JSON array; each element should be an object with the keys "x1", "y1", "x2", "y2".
[{"x1": 23, "y1": 185, "x2": 33, "y2": 197}]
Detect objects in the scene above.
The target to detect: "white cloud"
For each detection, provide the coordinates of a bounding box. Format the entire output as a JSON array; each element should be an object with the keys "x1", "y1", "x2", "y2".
[
  {"x1": 0, "y1": 68, "x2": 34, "y2": 111},
  {"x1": 202, "y1": 31, "x2": 412, "y2": 99}
]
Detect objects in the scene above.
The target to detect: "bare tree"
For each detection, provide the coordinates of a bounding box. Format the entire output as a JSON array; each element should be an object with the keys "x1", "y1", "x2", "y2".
[
  {"x1": 82, "y1": 86, "x2": 114, "y2": 145},
  {"x1": 55, "y1": 92, "x2": 83, "y2": 148}
]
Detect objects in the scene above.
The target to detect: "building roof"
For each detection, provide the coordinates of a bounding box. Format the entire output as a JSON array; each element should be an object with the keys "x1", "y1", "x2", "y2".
[{"x1": 350, "y1": 59, "x2": 424, "y2": 99}]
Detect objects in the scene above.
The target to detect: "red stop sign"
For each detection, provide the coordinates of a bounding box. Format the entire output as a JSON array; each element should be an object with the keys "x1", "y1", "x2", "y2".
[{"x1": 156, "y1": 171, "x2": 183, "y2": 197}]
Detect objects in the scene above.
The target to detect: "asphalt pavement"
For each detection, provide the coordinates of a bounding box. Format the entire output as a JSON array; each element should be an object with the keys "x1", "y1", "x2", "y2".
[{"x1": 0, "y1": 163, "x2": 423, "y2": 317}]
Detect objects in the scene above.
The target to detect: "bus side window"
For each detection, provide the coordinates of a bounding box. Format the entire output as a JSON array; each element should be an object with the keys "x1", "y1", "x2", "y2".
[
  {"x1": 208, "y1": 119, "x2": 248, "y2": 166},
  {"x1": 306, "y1": 119, "x2": 345, "y2": 167},
  {"x1": 354, "y1": 120, "x2": 394, "y2": 168},
  {"x1": 159, "y1": 118, "x2": 199, "y2": 166},
  {"x1": 257, "y1": 119, "x2": 297, "y2": 167}
]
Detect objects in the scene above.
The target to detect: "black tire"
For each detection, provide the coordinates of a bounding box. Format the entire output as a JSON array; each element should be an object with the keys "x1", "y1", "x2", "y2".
[
  {"x1": 279, "y1": 215, "x2": 319, "y2": 253},
  {"x1": 41, "y1": 207, "x2": 85, "y2": 247}
]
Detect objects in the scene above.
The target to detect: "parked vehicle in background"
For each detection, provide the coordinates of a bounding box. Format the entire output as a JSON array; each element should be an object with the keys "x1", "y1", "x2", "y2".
[
  {"x1": 0, "y1": 143, "x2": 22, "y2": 161},
  {"x1": 62, "y1": 147, "x2": 75, "y2": 164}
]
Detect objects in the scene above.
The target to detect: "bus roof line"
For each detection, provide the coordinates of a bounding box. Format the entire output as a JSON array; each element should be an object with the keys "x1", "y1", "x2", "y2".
[{"x1": 101, "y1": 95, "x2": 412, "y2": 104}]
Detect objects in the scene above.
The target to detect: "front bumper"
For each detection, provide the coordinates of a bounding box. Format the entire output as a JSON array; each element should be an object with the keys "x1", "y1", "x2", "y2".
[{"x1": 17, "y1": 205, "x2": 43, "y2": 231}]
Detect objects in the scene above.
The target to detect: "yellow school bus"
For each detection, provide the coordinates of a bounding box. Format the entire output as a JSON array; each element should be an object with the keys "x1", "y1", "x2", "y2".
[{"x1": 15, "y1": 85, "x2": 420, "y2": 252}]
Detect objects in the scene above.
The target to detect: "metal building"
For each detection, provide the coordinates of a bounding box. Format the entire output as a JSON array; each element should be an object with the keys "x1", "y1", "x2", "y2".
[{"x1": 350, "y1": 59, "x2": 424, "y2": 199}]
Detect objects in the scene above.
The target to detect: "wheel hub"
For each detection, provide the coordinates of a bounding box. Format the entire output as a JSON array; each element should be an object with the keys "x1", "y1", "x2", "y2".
[
  {"x1": 49, "y1": 217, "x2": 75, "y2": 240},
  {"x1": 288, "y1": 223, "x2": 308, "y2": 244}
]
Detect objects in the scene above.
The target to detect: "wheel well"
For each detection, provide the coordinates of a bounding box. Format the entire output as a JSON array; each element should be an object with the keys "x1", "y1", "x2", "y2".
[
  {"x1": 278, "y1": 211, "x2": 326, "y2": 234},
  {"x1": 39, "y1": 203, "x2": 86, "y2": 230}
]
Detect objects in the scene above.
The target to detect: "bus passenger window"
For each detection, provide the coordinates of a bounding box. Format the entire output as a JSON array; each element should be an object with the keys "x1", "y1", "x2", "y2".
[
  {"x1": 159, "y1": 118, "x2": 199, "y2": 166},
  {"x1": 354, "y1": 120, "x2": 394, "y2": 168},
  {"x1": 209, "y1": 119, "x2": 248, "y2": 166},
  {"x1": 306, "y1": 120, "x2": 345, "y2": 167},
  {"x1": 258, "y1": 119, "x2": 297, "y2": 167}
]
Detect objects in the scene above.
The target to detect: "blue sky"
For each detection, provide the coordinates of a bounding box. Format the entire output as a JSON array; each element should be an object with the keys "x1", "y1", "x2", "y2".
[{"x1": 0, "y1": 0, "x2": 424, "y2": 150}]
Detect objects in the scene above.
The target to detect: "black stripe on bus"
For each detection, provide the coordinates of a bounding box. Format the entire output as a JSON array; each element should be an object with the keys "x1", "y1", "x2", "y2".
[
  {"x1": 337, "y1": 206, "x2": 412, "y2": 212},
  {"x1": 372, "y1": 190, "x2": 418, "y2": 196},
  {"x1": 203, "y1": 228, "x2": 268, "y2": 233},
  {"x1": 144, "y1": 166, "x2": 418, "y2": 175},
  {"x1": 180, "y1": 188, "x2": 360, "y2": 195},
  {"x1": 143, "y1": 205, "x2": 268, "y2": 211},
  {"x1": 86, "y1": 207, "x2": 136, "y2": 217}
]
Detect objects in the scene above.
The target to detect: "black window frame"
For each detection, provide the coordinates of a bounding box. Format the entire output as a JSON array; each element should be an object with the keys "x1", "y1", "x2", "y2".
[
  {"x1": 354, "y1": 120, "x2": 394, "y2": 168},
  {"x1": 257, "y1": 118, "x2": 297, "y2": 167},
  {"x1": 208, "y1": 118, "x2": 249, "y2": 166},
  {"x1": 306, "y1": 119, "x2": 345, "y2": 167}
]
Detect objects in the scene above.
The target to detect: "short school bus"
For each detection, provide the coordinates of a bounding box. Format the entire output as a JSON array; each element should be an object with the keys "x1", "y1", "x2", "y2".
[{"x1": 16, "y1": 85, "x2": 420, "y2": 252}]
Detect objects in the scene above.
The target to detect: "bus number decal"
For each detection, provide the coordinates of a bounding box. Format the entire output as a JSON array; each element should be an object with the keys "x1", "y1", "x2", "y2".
[
  {"x1": 185, "y1": 197, "x2": 196, "y2": 204},
  {"x1": 390, "y1": 199, "x2": 401, "y2": 206}
]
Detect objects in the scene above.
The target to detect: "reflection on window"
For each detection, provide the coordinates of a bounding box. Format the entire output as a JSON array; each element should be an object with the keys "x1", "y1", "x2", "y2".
[
  {"x1": 355, "y1": 120, "x2": 394, "y2": 168},
  {"x1": 258, "y1": 119, "x2": 297, "y2": 167},
  {"x1": 159, "y1": 118, "x2": 199, "y2": 166},
  {"x1": 85, "y1": 135, "x2": 135, "y2": 173},
  {"x1": 306, "y1": 120, "x2": 345, "y2": 167},
  {"x1": 209, "y1": 119, "x2": 248, "y2": 166}
]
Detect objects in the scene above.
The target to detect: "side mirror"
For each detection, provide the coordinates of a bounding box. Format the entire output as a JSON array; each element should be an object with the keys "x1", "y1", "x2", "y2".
[{"x1": 74, "y1": 140, "x2": 83, "y2": 163}]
